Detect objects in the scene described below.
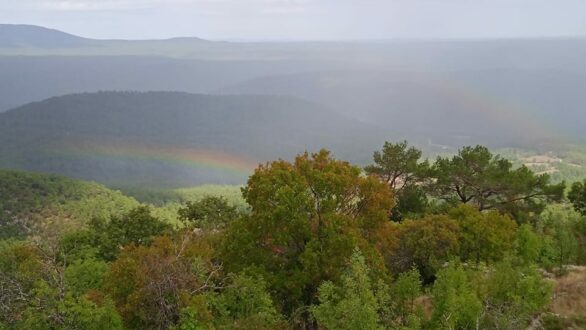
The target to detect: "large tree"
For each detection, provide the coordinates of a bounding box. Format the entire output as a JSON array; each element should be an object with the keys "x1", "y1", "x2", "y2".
[
  {"x1": 0, "y1": 240, "x2": 123, "y2": 329},
  {"x1": 389, "y1": 215, "x2": 461, "y2": 281},
  {"x1": 221, "y1": 150, "x2": 394, "y2": 325},
  {"x1": 178, "y1": 196, "x2": 241, "y2": 231},
  {"x1": 568, "y1": 179, "x2": 586, "y2": 216},
  {"x1": 104, "y1": 235, "x2": 219, "y2": 329},
  {"x1": 430, "y1": 145, "x2": 565, "y2": 218},
  {"x1": 365, "y1": 141, "x2": 430, "y2": 220},
  {"x1": 89, "y1": 206, "x2": 171, "y2": 261},
  {"x1": 449, "y1": 205, "x2": 517, "y2": 263},
  {"x1": 365, "y1": 141, "x2": 430, "y2": 192},
  {"x1": 311, "y1": 249, "x2": 383, "y2": 330}
]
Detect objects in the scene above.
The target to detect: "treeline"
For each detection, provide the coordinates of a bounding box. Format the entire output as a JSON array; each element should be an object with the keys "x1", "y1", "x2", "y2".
[{"x1": 2, "y1": 142, "x2": 586, "y2": 329}]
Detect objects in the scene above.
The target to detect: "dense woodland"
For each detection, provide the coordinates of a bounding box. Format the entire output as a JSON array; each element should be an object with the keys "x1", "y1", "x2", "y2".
[{"x1": 2, "y1": 141, "x2": 586, "y2": 329}]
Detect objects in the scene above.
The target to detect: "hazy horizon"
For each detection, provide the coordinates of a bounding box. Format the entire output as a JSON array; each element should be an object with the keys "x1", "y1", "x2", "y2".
[{"x1": 2, "y1": 0, "x2": 586, "y2": 41}]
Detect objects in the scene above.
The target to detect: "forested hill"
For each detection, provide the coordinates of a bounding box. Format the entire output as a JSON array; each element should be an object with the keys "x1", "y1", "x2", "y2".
[
  {"x1": 0, "y1": 169, "x2": 138, "y2": 238},
  {"x1": 0, "y1": 91, "x2": 386, "y2": 187}
]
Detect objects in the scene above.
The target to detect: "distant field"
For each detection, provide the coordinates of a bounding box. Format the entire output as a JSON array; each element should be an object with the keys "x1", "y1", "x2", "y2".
[
  {"x1": 118, "y1": 184, "x2": 245, "y2": 207},
  {"x1": 497, "y1": 145, "x2": 586, "y2": 184},
  {"x1": 120, "y1": 184, "x2": 248, "y2": 226}
]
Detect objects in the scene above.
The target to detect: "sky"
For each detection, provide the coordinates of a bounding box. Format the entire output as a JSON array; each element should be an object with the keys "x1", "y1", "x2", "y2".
[{"x1": 1, "y1": 0, "x2": 586, "y2": 41}]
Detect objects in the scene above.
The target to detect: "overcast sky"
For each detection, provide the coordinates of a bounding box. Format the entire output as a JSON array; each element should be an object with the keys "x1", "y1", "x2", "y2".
[{"x1": 1, "y1": 0, "x2": 586, "y2": 41}]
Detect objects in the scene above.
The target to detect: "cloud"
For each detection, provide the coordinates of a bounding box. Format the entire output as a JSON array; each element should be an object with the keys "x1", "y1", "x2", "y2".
[
  {"x1": 5, "y1": 0, "x2": 314, "y2": 12},
  {"x1": 3, "y1": 0, "x2": 586, "y2": 40}
]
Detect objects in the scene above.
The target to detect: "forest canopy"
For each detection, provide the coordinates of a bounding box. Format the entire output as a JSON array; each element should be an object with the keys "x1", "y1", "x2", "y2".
[{"x1": 1, "y1": 143, "x2": 585, "y2": 329}]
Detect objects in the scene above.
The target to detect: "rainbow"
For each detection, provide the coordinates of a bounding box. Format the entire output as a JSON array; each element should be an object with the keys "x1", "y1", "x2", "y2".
[
  {"x1": 338, "y1": 70, "x2": 564, "y2": 141},
  {"x1": 420, "y1": 74, "x2": 559, "y2": 139},
  {"x1": 51, "y1": 141, "x2": 259, "y2": 176}
]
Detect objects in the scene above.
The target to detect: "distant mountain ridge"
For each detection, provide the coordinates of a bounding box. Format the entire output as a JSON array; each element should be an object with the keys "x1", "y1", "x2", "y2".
[
  {"x1": 0, "y1": 24, "x2": 94, "y2": 48},
  {"x1": 0, "y1": 24, "x2": 209, "y2": 48}
]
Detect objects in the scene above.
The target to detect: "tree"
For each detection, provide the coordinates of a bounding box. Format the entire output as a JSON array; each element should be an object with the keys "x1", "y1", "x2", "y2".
[
  {"x1": 212, "y1": 273, "x2": 284, "y2": 329},
  {"x1": 573, "y1": 215, "x2": 586, "y2": 264},
  {"x1": 19, "y1": 290, "x2": 123, "y2": 330},
  {"x1": 175, "y1": 273, "x2": 284, "y2": 330},
  {"x1": 0, "y1": 240, "x2": 41, "y2": 325},
  {"x1": 89, "y1": 206, "x2": 171, "y2": 260},
  {"x1": 64, "y1": 258, "x2": 108, "y2": 296},
  {"x1": 388, "y1": 268, "x2": 423, "y2": 328},
  {"x1": 515, "y1": 224, "x2": 542, "y2": 265},
  {"x1": 392, "y1": 185, "x2": 429, "y2": 221},
  {"x1": 0, "y1": 240, "x2": 122, "y2": 329},
  {"x1": 312, "y1": 249, "x2": 383, "y2": 330},
  {"x1": 430, "y1": 145, "x2": 565, "y2": 219},
  {"x1": 178, "y1": 196, "x2": 241, "y2": 231},
  {"x1": 221, "y1": 150, "x2": 394, "y2": 323},
  {"x1": 365, "y1": 141, "x2": 430, "y2": 221},
  {"x1": 365, "y1": 141, "x2": 429, "y2": 193},
  {"x1": 539, "y1": 207, "x2": 580, "y2": 272},
  {"x1": 449, "y1": 205, "x2": 517, "y2": 263},
  {"x1": 390, "y1": 215, "x2": 460, "y2": 281},
  {"x1": 104, "y1": 235, "x2": 219, "y2": 329},
  {"x1": 479, "y1": 259, "x2": 553, "y2": 329},
  {"x1": 430, "y1": 262, "x2": 482, "y2": 329},
  {"x1": 568, "y1": 179, "x2": 586, "y2": 216}
]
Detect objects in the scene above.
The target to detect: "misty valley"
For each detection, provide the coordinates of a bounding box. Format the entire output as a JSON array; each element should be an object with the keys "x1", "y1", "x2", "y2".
[{"x1": 1, "y1": 23, "x2": 586, "y2": 330}]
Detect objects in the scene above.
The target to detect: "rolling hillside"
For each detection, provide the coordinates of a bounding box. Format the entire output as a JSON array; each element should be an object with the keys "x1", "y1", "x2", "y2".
[
  {"x1": 0, "y1": 169, "x2": 139, "y2": 239},
  {"x1": 0, "y1": 91, "x2": 386, "y2": 187}
]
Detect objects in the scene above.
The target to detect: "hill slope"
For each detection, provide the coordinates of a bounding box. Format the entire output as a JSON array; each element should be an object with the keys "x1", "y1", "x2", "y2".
[
  {"x1": 0, "y1": 91, "x2": 386, "y2": 187},
  {"x1": 0, "y1": 169, "x2": 139, "y2": 238}
]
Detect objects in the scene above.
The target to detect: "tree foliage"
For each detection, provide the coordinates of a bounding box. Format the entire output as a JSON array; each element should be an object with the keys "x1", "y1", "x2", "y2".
[
  {"x1": 104, "y1": 234, "x2": 218, "y2": 329},
  {"x1": 390, "y1": 215, "x2": 460, "y2": 281},
  {"x1": 0, "y1": 240, "x2": 123, "y2": 329},
  {"x1": 431, "y1": 262, "x2": 482, "y2": 329},
  {"x1": 365, "y1": 141, "x2": 430, "y2": 221},
  {"x1": 174, "y1": 273, "x2": 284, "y2": 330},
  {"x1": 178, "y1": 196, "x2": 241, "y2": 231},
  {"x1": 478, "y1": 259, "x2": 553, "y2": 329},
  {"x1": 312, "y1": 249, "x2": 383, "y2": 330},
  {"x1": 365, "y1": 141, "x2": 429, "y2": 193},
  {"x1": 430, "y1": 145, "x2": 565, "y2": 218},
  {"x1": 449, "y1": 205, "x2": 517, "y2": 263},
  {"x1": 569, "y1": 179, "x2": 586, "y2": 216},
  {"x1": 222, "y1": 150, "x2": 394, "y2": 320},
  {"x1": 89, "y1": 206, "x2": 171, "y2": 260},
  {"x1": 1, "y1": 145, "x2": 583, "y2": 330}
]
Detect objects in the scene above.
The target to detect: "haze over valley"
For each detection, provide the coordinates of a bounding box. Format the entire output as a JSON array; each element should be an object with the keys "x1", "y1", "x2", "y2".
[{"x1": 1, "y1": 24, "x2": 586, "y2": 189}]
